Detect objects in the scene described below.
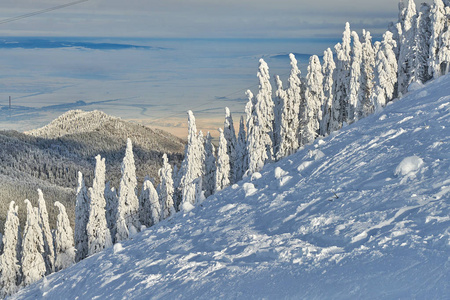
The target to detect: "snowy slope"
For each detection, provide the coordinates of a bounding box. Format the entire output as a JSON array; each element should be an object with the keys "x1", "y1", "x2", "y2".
[{"x1": 13, "y1": 76, "x2": 450, "y2": 299}]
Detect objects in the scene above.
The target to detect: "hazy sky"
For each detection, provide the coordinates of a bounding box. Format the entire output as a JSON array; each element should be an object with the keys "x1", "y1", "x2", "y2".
[{"x1": 0, "y1": 0, "x2": 433, "y2": 39}]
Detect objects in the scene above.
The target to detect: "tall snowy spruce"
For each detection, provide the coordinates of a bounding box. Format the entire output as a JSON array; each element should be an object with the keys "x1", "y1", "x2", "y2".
[
  {"x1": 412, "y1": 3, "x2": 432, "y2": 84},
  {"x1": 273, "y1": 75, "x2": 286, "y2": 156},
  {"x1": 0, "y1": 202, "x2": 22, "y2": 298},
  {"x1": 347, "y1": 31, "x2": 362, "y2": 124},
  {"x1": 429, "y1": 0, "x2": 450, "y2": 78},
  {"x1": 276, "y1": 54, "x2": 301, "y2": 159},
  {"x1": 235, "y1": 116, "x2": 248, "y2": 181},
  {"x1": 320, "y1": 48, "x2": 336, "y2": 136},
  {"x1": 180, "y1": 111, "x2": 205, "y2": 209},
  {"x1": 223, "y1": 107, "x2": 237, "y2": 184},
  {"x1": 37, "y1": 189, "x2": 55, "y2": 275},
  {"x1": 159, "y1": 153, "x2": 176, "y2": 219},
  {"x1": 21, "y1": 199, "x2": 45, "y2": 287},
  {"x1": 105, "y1": 182, "x2": 118, "y2": 243},
  {"x1": 74, "y1": 171, "x2": 90, "y2": 262},
  {"x1": 245, "y1": 89, "x2": 265, "y2": 175},
  {"x1": 302, "y1": 55, "x2": 324, "y2": 146},
  {"x1": 203, "y1": 132, "x2": 217, "y2": 198},
  {"x1": 87, "y1": 155, "x2": 112, "y2": 256},
  {"x1": 358, "y1": 30, "x2": 376, "y2": 119},
  {"x1": 215, "y1": 128, "x2": 231, "y2": 192},
  {"x1": 53, "y1": 201, "x2": 75, "y2": 272},
  {"x1": 116, "y1": 138, "x2": 141, "y2": 242},
  {"x1": 139, "y1": 180, "x2": 161, "y2": 227}
]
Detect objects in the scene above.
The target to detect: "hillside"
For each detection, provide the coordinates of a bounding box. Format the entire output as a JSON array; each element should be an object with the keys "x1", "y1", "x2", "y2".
[
  {"x1": 12, "y1": 74, "x2": 450, "y2": 299},
  {"x1": 0, "y1": 110, "x2": 185, "y2": 232}
]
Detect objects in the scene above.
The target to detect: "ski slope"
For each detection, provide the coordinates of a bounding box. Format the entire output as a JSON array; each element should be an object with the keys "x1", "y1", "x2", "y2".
[{"x1": 13, "y1": 75, "x2": 450, "y2": 299}]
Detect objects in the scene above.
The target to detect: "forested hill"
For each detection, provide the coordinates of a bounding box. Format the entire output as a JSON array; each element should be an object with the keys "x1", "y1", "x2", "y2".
[{"x1": 0, "y1": 110, "x2": 185, "y2": 232}]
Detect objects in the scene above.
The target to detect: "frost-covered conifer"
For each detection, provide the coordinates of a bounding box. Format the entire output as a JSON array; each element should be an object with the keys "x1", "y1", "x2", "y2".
[
  {"x1": 372, "y1": 32, "x2": 399, "y2": 111},
  {"x1": 223, "y1": 108, "x2": 237, "y2": 184},
  {"x1": 21, "y1": 199, "x2": 45, "y2": 287},
  {"x1": 37, "y1": 189, "x2": 54, "y2": 275},
  {"x1": 358, "y1": 30, "x2": 376, "y2": 119},
  {"x1": 180, "y1": 111, "x2": 205, "y2": 208},
  {"x1": 320, "y1": 48, "x2": 336, "y2": 136},
  {"x1": 246, "y1": 89, "x2": 265, "y2": 174},
  {"x1": 215, "y1": 128, "x2": 231, "y2": 192},
  {"x1": 347, "y1": 31, "x2": 362, "y2": 124},
  {"x1": 302, "y1": 55, "x2": 324, "y2": 146},
  {"x1": 139, "y1": 180, "x2": 161, "y2": 227},
  {"x1": 87, "y1": 155, "x2": 112, "y2": 256},
  {"x1": 105, "y1": 182, "x2": 118, "y2": 243},
  {"x1": 203, "y1": 132, "x2": 216, "y2": 198},
  {"x1": 277, "y1": 54, "x2": 301, "y2": 159},
  {"x1": 53, "y1": 201, "x2": 75, "y2": 272},
  {"x1": 235, "y1": 116, "x2": 247, "y2": 181},
  {"x1": 159, "y1": 153, "x2": 176, "y2": 219},
  {"x1": 75, "y1": 171, "x2": 89, "y2": 262},
  {"x1": 116, "y1": 139, "x2": 141, "y2": 242},
  {"x1": 0, "y1": 202, "x2": 22, "y2": 298},
  {"x1": 273, "y1": 75, "x2": 286, "y2": 156},
  {"x1": 411, "y1": 3, "x2": 432, "y2": 84}
]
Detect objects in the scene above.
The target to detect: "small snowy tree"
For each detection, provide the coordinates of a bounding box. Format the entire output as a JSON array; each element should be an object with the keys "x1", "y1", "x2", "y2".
[
  {"x1": 320, "y1": 48, "x2": 336, "y2": 136},
  {"x1": 74, "y1": 171, "x2": 89, "y2": 262},
  {"x1": 37, "y1": 189, "x2": 54, "y2": 275},
  {"x1": 105, "y1": 182, "x2": 118, "y2": 243},
  {"x1": 215, "y1": 128, "x2": 231, "y2": 192},
  {"x1": 21, "y1": 199, "x2": 46, "y2": 287},
  {"x1": 223, "y1": 107, "x2": 237, "y2": 184},
  {"x1": 203, "y1": 132, "x2": 216, "y2": 198},
  {"x1": 116, "y1": 139, "x2": 141, "y2": 242},
  {"x1": 235, "y1": 116, "x2": 248, "y2": 181},
  {"x1": 159, "y1": 153, "x2": 176, "y2": 219},
  {"x1": 87, "y1": 155, "x2": 112, "y2": 256},
  {"x1": 0, "y1": 202, "x2": 22, "y2": 298},
  {"x1": 140, "y1": 180, "x2": 161, "y2": 227},
  {"x1": 53, "y1": 201, "x2": 75, "y2": 272}
]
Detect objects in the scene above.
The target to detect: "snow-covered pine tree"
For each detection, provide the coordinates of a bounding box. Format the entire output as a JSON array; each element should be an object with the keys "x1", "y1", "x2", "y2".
[
  {"x1": 372, "y1": 31, "x2": 399, "y2": 111},
  {"x1": 0, "y1": 202, "x2": 22, "y2": 298},
  {"x1": 172, "y1": 164, "x2": 181, "y2": 211},
  {"x1": 235, "y1": 116, "x2": 248, "y2": 181},
  {"x1": 87, "y1": 155, "x2": 112, "y2": 256},
  {"x1": 429, "y1": 0, "x2": 447, "y2": 78},
  {"x1": 21, "y1": 199, "x2": 45, "y2": 287},
  {"x1": 105, "y1": 182, "x2": 118, "y2": 243},
  {"x1": 397, "y1": 0, "x2": 417, "y2": 95},
  {"x1": 53, "y1": 201, "x2": 75, "y2": 272},
  {"x1": 139, "y1": 180, "x2": 161, "y2": 227},
  {"x1": 245, "y1": 89, "x2": 265, "y2": 175},
  {"x1": 320, "y1": 48, "x2": 336, "y2": 136},
  {"x1": 159, "y1": 153, "x2": 176, "y2": 219},
  {"x1": 74, "y1": 171, "x2": 89, "y2": 262},
  {"x1": 116, "y1": 138, "x2": 141, "y2": 242},
  {"x1": 347, "y1": 31, "x2": 363, "y2": 124},
  {"x1": 179, "y1": 111, "x2": 205, "y2": 208},
  {"x1": 36, "y1": 189, "x2": 54, "y2": 275},
  {"x1": 358, "y1": 30, "x2": 376, "y2": 119},
  {"x1": 411, "y1": 3, "x2": 432, "y2": 84},
  {"x1": 332, "y1": 22, "x2": 352, "y2": 130},
  {"x1": 203, "y1": 132, "x2": 216, "y2": 198},
  {"x1": 302, "y1": 55, "x2": 324, "y2": 146},
  {"x1": 223, "y1": 107, "x2": 237, "y2": 184},
  {"x1": 215, "y1": 128, "x2": 231, "y2": 192},
  {"x1": 273, "y1": 75, "x2": 286, "y2": 157}
]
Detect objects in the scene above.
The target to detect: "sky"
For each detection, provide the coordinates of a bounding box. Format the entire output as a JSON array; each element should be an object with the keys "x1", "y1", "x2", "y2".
[{"x1": 0, "y1": 0, "x2": 433, "y2": 39}]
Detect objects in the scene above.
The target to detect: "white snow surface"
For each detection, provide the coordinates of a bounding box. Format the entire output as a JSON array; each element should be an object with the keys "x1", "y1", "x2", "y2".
[{"x1": 13, "y1": 75, "x2": 450, "y2": 299}]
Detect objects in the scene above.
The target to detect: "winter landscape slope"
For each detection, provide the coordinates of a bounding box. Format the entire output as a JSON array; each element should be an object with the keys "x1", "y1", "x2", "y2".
[{"x1": 13, "y1": 75, "x2": 450, "y2": 299}]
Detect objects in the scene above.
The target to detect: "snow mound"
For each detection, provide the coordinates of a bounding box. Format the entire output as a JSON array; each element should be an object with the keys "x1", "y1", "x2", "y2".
[{"x1": 394, "y1": 155, "x2": 424, "y2": 176}]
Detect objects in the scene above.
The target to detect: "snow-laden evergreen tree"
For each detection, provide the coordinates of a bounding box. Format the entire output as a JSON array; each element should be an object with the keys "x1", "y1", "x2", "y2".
[
  {"x1": 302, "y1": 55, "x2": 324, "y2": 146},
  {"x1": 273, "y1": 75, "x2": 286, "y2": 156},
  {"x1": 74, "y1": 171, "x2": 89, "y2": 262},
  {"x1": 332, "y1": 22, "x2": 352, "y2": 130},
  {"x1": 105, "y1": 182, "x2": 118, "y2": 243},
  {"x1": 139, "y1": 180, "x2": 161, "y2": 227},
  {"x1": 37, "y1": 189, "x2": 54, "y2": 275},
  {"x1": 235, "y1": 116, "x2": 248, "y2": 181},
  {"x1": 358, "y1": 30, "x2": 376, "y2": 119},
  {"x1": 159, "y1": 153, "x2": 176, "y2": 219},
  {"x1": 223, "y1": 107, "x2": 237, "y2": 184},
  {"x1": 172, "y1": 164, "x2": 181, "y2": 211},
  {"x1": 397, "y1": 0, "x2": 417, "y2": 95},
  {"x1": 215, "y1": 128, "x2": 231, "y2": 192},
  {"x1": 87, "y1": 155, "x2": 112, "y2": 256},
  {"x1": 179, "y1": 111, "x2": 205, "y2": 208},
  {"x1": 347, "y1": 31, "x2": 363, "y2": 124},
  {"x1": 203, "y1": 132, "x2": 216, "y2": 198},
  {"x1": 372, "y1": 31, "x2": 399, "y2": 111},
  {"x1": 21, "y1": 199, "x2": 45, "y2": 287},
  {"x1": 53, "y1": 201, "x2": 75, "y2": 272},
  {"x1": 116, "y1": 138, "x2": 141, "y2": 242},
  {"x1": 245, "y1": 89, "x2": 265, "y2": 175},
  {"x1": 0, "y1": 202, "x2": 22, "y2": 298},
  {"x1": 411, "y1": 3, "x2": 432, "y2": 84},
  {"x1": 320, "y1": 48, "x2": 336, "y2": 136}
]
